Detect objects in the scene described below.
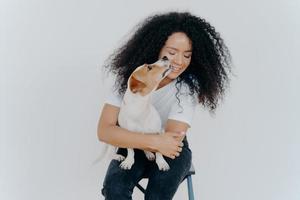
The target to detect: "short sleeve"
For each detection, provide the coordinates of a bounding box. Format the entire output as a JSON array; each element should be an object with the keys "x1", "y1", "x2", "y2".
[
  {"x1": 104, "y1": 84, "x2": 123, "y2": 107},
  {"x1": 167, "y1": 84, "x2": 197, "y2": 127}
]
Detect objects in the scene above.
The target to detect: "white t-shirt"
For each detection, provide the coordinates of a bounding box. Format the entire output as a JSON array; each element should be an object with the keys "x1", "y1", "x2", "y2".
[{"x1": 105, "y1": 79, "x2": 198, "y2": 128}]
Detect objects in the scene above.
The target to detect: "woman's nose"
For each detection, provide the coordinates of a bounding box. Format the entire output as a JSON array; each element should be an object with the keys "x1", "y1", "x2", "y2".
[{"x1": 173, "y1": 55, "x2": 183, "y2": 66}]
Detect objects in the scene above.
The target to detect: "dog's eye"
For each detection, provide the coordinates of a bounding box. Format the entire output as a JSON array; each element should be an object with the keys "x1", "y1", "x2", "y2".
[{"x1": 147, "y1": 65, "x2": 153, "y2": 71}]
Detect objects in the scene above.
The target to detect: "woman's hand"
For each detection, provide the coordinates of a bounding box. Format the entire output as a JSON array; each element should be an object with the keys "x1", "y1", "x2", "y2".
[{"x1": 154, "y1": 131, "x2": 185, "y2": 159}]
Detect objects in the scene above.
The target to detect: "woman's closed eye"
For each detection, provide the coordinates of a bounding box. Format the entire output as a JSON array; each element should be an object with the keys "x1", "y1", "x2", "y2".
[
  {"x1": 168, "y1": 51, "x2": 191, "y2": 59},
  {"x1": 168, "y1": 51, "x2": 176, "y2": 55}
]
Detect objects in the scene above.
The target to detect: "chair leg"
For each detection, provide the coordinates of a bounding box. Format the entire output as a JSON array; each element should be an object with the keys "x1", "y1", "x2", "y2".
[
  {"x1": 187, "y1": 175, "x2": 195, "y2": 200},
  {"x1": 136, "y1": 183, "x2": 146, "y2": 194}
]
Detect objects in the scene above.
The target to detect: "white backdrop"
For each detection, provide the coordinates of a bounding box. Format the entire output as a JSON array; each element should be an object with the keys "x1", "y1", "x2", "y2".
[{"x1": 1, "y1": 0, "x2": 299, "y2": 199}]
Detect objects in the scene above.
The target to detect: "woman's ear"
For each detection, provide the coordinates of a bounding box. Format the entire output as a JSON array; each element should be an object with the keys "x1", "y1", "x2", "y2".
[{"x1": 129, "y1": 75, "x2": 146, "y2": 93}]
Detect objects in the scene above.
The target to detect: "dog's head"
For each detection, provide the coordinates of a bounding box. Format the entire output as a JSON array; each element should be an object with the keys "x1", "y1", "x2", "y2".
[{"x1": 128, "y1": 56, "x2": 172, "y2": 96}]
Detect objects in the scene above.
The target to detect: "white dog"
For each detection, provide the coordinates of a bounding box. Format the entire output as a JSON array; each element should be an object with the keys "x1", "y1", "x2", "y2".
[{"x1": 96, "y1": 56, "x2": 173, "y2": 171}]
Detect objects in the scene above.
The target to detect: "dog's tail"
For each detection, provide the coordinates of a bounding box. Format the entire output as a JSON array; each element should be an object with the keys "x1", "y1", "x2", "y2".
[{"x1": 91, "y1": 144, "x2": 109, "y2": 165}]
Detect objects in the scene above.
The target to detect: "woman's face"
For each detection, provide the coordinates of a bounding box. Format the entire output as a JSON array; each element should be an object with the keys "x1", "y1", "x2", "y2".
[{"x1": 158, "y1": 32, "x2": 192, "y2": 80}]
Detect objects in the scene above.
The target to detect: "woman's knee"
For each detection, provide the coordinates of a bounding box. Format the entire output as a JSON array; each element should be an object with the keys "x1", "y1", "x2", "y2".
[
  {"x1": 101, "y1": 160, "x2": 138, "y2": 199},
  {"x1": 101, "y1": 170, "x2": 134, "y2": 199}
]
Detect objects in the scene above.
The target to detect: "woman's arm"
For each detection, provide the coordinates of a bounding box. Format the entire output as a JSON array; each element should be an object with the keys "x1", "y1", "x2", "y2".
[
  {"x1": 97, "y1": 103, "x2": 158, "y2": 151},
  {"x1": 97, "y1": 103, "x2": 184, "y2": 159},
  {"x1": 164, "y1": 119, "x2": 189, "y2": 142}
]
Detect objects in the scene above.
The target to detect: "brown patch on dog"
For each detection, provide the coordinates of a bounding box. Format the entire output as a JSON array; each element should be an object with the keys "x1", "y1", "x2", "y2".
[
  {"x1": 128, "y1": 62, "x2": 171, "y2": 96},
  {"x1": 129, "y1": 75, "x2": 146, "y2": 93}
]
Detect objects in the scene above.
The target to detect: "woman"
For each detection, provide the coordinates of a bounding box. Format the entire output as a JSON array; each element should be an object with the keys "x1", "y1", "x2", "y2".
[{"x1": 97, "y1": 11, "x2": 231, "y2": 199}]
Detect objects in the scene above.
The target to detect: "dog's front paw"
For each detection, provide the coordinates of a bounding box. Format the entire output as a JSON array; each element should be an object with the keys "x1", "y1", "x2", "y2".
[
  {"x1": 120, "y1": 158, "x2": 134, "y2": 170},
  {"x1": 112, "y1": 154, "x2": 125, "y2": 161},
  {"x1": 144, "y1": 151, "x2": 155, "y2": 161},
  {"x1": 156, "y1": 158, "x2": 170, "y2": 171}
]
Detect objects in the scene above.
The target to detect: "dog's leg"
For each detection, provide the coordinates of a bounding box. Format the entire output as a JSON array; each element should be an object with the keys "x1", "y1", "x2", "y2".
[
  {"x1": 144, "y1": 150, "x2": 155, "y2": 161},
  {"x1": 154, "y1": 130, "x2": 170, "y2": 171},
  {"x1": 111, "y1": 147, "x2": 125, "y2": 161},
  {"x1": 120, "y1": 148, "x2": 135, "y2": 170},
  {"x1": 155, "y1": 152, "x2": 170, "y2": 171},
  {"x1": 112, "y1": 154, "x2": 125, "y2": 161}
]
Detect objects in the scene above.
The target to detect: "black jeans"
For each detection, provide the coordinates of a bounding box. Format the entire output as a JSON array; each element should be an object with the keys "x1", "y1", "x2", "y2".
[{"x1": 101, "y1": 137, "x2": 192, "y2": 200}]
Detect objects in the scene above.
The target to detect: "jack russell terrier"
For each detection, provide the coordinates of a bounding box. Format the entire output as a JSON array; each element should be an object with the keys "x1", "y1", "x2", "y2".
[{"x1": 96, "y1": 56, "x2": 173, "y2": 171}]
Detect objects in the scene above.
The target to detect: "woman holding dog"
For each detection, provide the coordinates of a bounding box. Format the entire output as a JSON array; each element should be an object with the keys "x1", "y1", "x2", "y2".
[{"x1": 97, "y1": 11, "x2": 231, "y2": 199}]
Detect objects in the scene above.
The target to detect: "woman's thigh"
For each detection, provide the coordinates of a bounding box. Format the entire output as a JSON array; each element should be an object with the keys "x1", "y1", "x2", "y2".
[
  {"x1": 101, "y1": 148, "x2": 149, "y2": 200},
  {"x1": 144, "y1": 141, "x2": 192, "y2": 200}
]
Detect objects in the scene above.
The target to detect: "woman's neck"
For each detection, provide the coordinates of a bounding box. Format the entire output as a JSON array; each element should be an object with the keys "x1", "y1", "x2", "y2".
[{"x1": 157, "y1": 77, "x2": 174, "y2": 90}]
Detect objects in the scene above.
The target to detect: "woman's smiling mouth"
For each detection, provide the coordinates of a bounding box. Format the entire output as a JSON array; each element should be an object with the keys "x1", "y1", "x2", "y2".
[{"x1": 171, "y1": 66, "x2": 182, "y2": 72}]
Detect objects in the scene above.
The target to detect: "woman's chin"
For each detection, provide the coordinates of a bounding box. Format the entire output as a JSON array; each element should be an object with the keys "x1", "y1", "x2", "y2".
[{"x1": 167, "y1": 71, "x2": 182, "y2": 79}]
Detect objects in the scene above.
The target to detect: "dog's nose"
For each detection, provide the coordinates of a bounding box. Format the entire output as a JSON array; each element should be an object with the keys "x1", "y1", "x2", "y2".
[{"x1": 162, "y1": 56, "x2": 168, "y2": 61}]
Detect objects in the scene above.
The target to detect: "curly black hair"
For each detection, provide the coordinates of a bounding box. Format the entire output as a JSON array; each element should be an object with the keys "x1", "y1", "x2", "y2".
[{"x1": 104, "y1": 11, "x2": 232, "y2": 111}]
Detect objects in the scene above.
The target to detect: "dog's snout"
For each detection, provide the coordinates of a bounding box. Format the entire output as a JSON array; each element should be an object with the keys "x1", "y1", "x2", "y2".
[{"x1": 162, "y1": 56, "x2": 168, "y2": 61}]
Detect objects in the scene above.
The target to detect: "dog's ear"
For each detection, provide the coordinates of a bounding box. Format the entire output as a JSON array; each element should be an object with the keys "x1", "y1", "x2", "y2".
[{"x1": 129, "y1": 75, "x2": 146, "y2": 93}]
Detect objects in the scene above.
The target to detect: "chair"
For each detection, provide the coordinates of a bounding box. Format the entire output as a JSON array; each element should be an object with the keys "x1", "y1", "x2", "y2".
[{"x1": 135, "y1": 163, "x2": 195, "y2": 199}]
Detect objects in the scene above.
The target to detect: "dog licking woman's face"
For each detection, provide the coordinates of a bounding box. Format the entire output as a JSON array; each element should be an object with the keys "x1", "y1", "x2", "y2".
[
  {"x1": 129, "y1": 58, "x2": 171, "y2": 96},
  {"x1": 129, "y1": 32, "x2": 192, "y2": 95},
  {"x1": 158, "y1": 32, "x2": 192, "y2": 83}
]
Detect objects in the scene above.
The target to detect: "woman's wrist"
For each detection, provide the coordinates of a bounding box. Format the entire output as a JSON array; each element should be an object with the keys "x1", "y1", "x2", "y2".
[{"x1": 144, "y1": 134, "x2": 160, "y2": 152}]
